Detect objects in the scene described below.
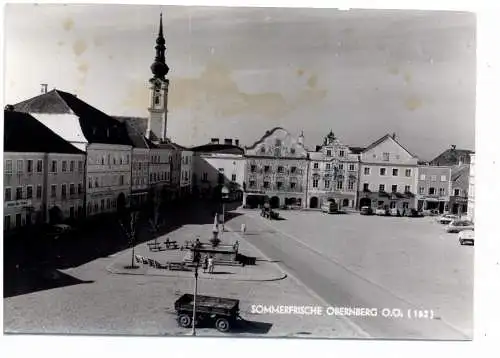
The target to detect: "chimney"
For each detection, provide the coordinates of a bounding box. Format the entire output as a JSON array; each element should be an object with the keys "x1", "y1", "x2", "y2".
[
  {"x1": 315, "y1": 145, "x2": 322, "y2": 152},
  {"x1": 211, "y1": 138, "x2": 219, "y2": 144},
  {"x1": 41, "y1": 84, "x2": 48, "y2": 94},
  {"x1": 235, "y1": 139, "x2": 240, "y2": 147},
  {"x1": 224, "y1": 138, "x2": 233, "y2": 145},
  {"x1": 392, "y1": 132, "x2": 396, "y2": 140}
]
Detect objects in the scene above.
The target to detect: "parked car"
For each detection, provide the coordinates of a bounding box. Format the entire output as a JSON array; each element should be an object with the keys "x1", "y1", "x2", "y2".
[
  {"x1": 423, "y1": 209, "x2": 440, "y2": 216},
  {"x1": 405, "y1": 209, "x2": 424, "y2": 217},
  {"x1": 389, "y1": 208, "x2": 403, "y2": 216},
  {"x1": 375, "y1": 207, "x2": 389, "y2": 216},
  {"x1": 321, "y1": 201, "x2": 338, "y2": 214},
  {"x1": 437, "y1": 214, "x2": 458, "y2": 224},
  {"x1": 360, "y1": 206, "x2": 374, "y2": 215},
  {"x1": 446, "y1": 219, "x2": 474, "y2": 233},
  {"x1": 458, "y1": 230, "x2": 475, "y2": 245},
  {"x1": 46, "y1": 224, "x2": 73, "y2": 238}
]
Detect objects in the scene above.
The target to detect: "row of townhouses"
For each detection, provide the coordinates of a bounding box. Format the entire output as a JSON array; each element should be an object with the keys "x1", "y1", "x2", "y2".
[{"x1": 3, "y1": 15, "x2": 193, "y2": 233}]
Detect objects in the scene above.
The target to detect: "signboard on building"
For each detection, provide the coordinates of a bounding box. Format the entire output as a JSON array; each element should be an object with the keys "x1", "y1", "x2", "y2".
[{"x1": 5, "y1": 199, "x2": 32, "y2": 208}]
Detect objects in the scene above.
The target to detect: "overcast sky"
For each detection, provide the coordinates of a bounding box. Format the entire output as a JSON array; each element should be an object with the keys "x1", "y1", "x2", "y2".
[{"x1": 4, "y1": 4, "x2": 475, "y2": 160}]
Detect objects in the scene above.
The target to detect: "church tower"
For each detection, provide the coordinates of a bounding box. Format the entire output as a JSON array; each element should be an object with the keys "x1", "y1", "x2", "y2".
[{"x1": 147, "y1": 13, "x2": 170, "y2": 142}]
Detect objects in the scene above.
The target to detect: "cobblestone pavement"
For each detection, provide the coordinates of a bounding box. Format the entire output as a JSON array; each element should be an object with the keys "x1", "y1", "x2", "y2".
[
  {"x1": 3, "y1": 212, "x2": 363, "y2": 338},
  {"x1": 227, "y1": 209, "x2": 473, "y2": 340}
]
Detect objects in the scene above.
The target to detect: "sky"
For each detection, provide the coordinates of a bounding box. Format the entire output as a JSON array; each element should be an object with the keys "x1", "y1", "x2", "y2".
[{"x1": 4, "y1": 4, "x2": 476, "y2": 161}]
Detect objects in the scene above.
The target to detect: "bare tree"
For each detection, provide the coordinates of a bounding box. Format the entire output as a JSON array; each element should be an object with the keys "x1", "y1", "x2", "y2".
[{"x1": 119, "y1": 211, "x2": 140, "y2": 269}]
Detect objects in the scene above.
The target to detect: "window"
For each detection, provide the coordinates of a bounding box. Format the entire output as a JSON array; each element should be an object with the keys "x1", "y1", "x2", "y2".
[
  {"x1": 392, "y1": 168, "x2": 399, "y2": 176},
  {"x1": 379, "y1": 184, "x2": 385, "y2": 192},
  {"x1": 120, "y1": 157, "x2": 123, "y2": 165},
  {"x1": 27, "y1": 160, "x2": 33, "y2": 173},
  {"x1": 391, "y1": 185, "x2": 397, "y2": 193},
  {"x1": 405, "y1": 169, "x2": 412, "y2": 177},
  {"x1": 277, "y1": 182, "x2": 283, "y2": 189},
  {"x1": 364, "y1": 167, "x2": 370, "y2": 175},
  {"x1": 338, "y1": 164, "x2": 344, "y2": 170},
  {"x1": 78, "y1": 183, "x2": 83, "y2": 194},
  {"x1": 5, "y1": 188, "x2": 11, "y2": 201},
  {"x1": 231, "y1": 174, "x2": 237, "y2": 182},
  {"x1": 419, "y1": 187, "x2": 425, "y2": 194},
  {"x1": 16, "y1": 187, "x2": 23, "y2": 200},
  {"x1": 37, "y1": 185, "x2": 42, "y2": 199},
  {"x1": 348, "y1": 164, "x2": 355, "y2": 171},
  {"x1": 339, "y1": 150, "x2": 345, "y2": 157},
  {"x1": 263, "y1": 181, "x2": 270, "y2": 189},
  {"x1": 150, "y1": 173, "x2": 153, "y2": 182},
  {"x1": 120, "y1": 175, "x2": 125, "y2": 186},
  {"x1": 126, "y1": 155, "x2": 130, "y2": 164},
  {"x1": 51, "y1": 160, "x2": 57, "y2": 173},
  {"x1": 363, "y1": 183, "x2": 369, "y2": 191},
  {"x1": 16, "y1": 214, "x2": 22, "y2": 228},
  {"x1": 78, "y1": 161, "x2": 83, "y2": 172},
  {"x1": 264, "y1": 165, "x2": 270, "y2": 173},
  {"x1": 37, "y1": 160, "x2": 43, "y2": 173},
  {"x1": 420, "y1": 174, "x2": 425, "y2": 180},
  {"x1": 95, "y1": 178, "x2": 99, "y2": 188},
  {"x1": 324, "y1": 180, "x2": 330, "y2": 189},
  {"x1": 51, "y1": 185, "x2": 57, "y2": 198},
  {"x1": 431, "y1": 175, "x2": 437, "y2": 181},
  {"x1": 5, "y1": 160, "x2": 13, "y2": 173},
  {"x1": 337, "y1": 181, "x2": 343, "y2": 190},
  {"x1": 107, "y1": 199, "x2": 111, "y2": 209},
  {"x1": 26, "y1": 186, "x2": 33, "y2": 199},
  {"x1": 454, "y1": 189, "x2": 460, "y2": 196},
  {"x1": 429, "y1": 187, "x2": 436, "y2": 195},
  {"x1": 17, "y1": 160, "x2": 24, "y2": 173},
  {"x1": 260, "y1": 146, "x2": 265, "y2": 153},
  {"x1": 275, "y1": 139, "x2": 281, "y2": 146},
  {"x1": 290, "y1": 166, "x2": 297, "y2": 174},
  {"x1": 440, "y1": 175, "x2": 447, "y2": 182},
  {"x1": 313, "y1": 162, "x2": 319, "y2": 169},
  {"x1": 312, "y1": 179, "x2": 319, "y2": 188},
  {"x1": 404, "y1": 185, "x2": 411, "y2": 193},
  {"x1": 277, "y1": 166, "x2": 284, "y2": 173},
  {"x1": 290, "y1": 182, "x2": 296, "y2": 189},
  {"x1": 113, "y1": 157, "x2": 117, "y2": 165},
  {"x1": 439, "y1": 188, "x2": 445, "y2": 196},
  {"x1": 403, "y1": 202, "x2": 409, "y2": 209},
  {"x1": 4, "y1": 216, "x2": 11, "y2": 231},
  {"x1": 383, "y1": 152, "x2": 390, "y2": 161},
  {"x1": 380, "y1": 168, "x2": 386, "y2": 176},
  {"x1": 249, "y1": 180, "x2": 256, "y2": 188},
  {"x1": 70, "y1": 184, "x2": 75, "y2": 195},
  {"x1": 326, "y1": 150, "x2": 332, "y2": 156},
  {"x1": 70, "y1": 161, "x2": 75, "y2": 172},
  {"x1": 326, "y1": 163, "x2": 331, "y2": 170},
  {"x1": 62, "y1": 161, "x2": 67, "y2": 172},
  {"x1": 88, "y1": 177, "x2": 93, "y2": 188},
  {"x1": 290, "y1": 148, "x2": 296, "y2": 154},
  {"x1": 61, "y1": 184, "x2": 67, "y2": 199},
  {"x1": 348, "y1": 181, "x2": 354, "y2": 190},
  {"x1": 250, "y1": 165, "x2": 256, "y2": 173},
  {"x1": 202, "y1": 173, "x2": 208, "y2": 181},
  {"x1": 101, "y1": 199, "x2": 105, "y2": 210}
]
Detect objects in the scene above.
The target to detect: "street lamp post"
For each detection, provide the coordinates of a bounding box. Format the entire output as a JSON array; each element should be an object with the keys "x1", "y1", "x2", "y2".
[
  {"x1": 191, "y1": 257, "x2": 199, "y2": 336},
  {"x1": 221, "y1": 186, "x2": 229, "y2": 235}
]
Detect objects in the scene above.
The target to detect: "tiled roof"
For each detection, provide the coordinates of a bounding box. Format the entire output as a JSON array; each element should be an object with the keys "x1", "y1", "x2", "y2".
[
  {"x1": 113, "y1": 116, "x2": 150, "y2": 149},
  {"x1": 348, "y1": 146, "x2": 365, "y2": 154},
  {"x1": 191, "y1": 143, "x2": 244, "y2": 155},
  {"x1": 245, "y1": 127, "x2": 287, "y2": 150},
  {"x1": 4, "y1": 110, "x2": 85, "y2": 154},
  {"x1": 451, "y1": 164, "x2": 470, "y2": 182},
  {"x1": 13, "y1": 89, "x2": 132, "y2": 146},
  {"x1": 430, "y1": 148, "x2": 474, "y2": 166},
  {"x1": 361, "y1": 134, "x2": 416, "y2": 158}
]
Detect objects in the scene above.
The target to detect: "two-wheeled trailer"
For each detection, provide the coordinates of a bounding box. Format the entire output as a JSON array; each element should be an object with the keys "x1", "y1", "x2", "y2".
[{"x1": 174, "y1": 294, "x2": 240, "y2": 333}]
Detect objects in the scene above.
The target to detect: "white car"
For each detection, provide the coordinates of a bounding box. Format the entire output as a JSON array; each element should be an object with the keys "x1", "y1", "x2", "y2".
[
  {"x1": 458, "y1": 230, "x2": 475, "y2": 245},
  {"x1": 375, "y1": 208, "x2": 388, "y2": 216},
  {"x1": 446, "y1": 219, "x2": 474, "y2": 233},
  {"x1": 437, "y1": 214, "x2": 458, "y2": 224}
]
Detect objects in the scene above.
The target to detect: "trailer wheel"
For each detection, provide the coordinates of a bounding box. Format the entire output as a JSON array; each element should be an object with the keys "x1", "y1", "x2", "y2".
[
  {"x1": 215, "y1": 317, "x2": 230, "y2": 332},
  {"x1": 178, "y1": 314, "x2": 192, "y2": 328}
]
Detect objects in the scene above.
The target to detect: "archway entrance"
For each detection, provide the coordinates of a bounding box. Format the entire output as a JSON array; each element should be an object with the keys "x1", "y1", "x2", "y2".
[
  {"x1": 270, "y1": 196, "x2": 280, "y2": 209},
  {"x1": 49, "y1": 206, "x2": 63, "y2": 224},
  {"x1": 359, "y1": 197, "x2": 371, "y2": 208},
  {"x1": 342, "y1": 198, "x2": 350, "y2": 207},
  {"x1": 309, "y1": 197, "x2": 319, "y2": 209}
]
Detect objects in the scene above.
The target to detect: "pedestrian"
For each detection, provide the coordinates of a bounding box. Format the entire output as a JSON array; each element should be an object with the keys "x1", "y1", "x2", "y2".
[
  {"x1": 241, "y1": 223, "x2": 246, "y2": 234},
  {"x1": 208, "y1": 256, "x2": 215, "y2": 274},
  {"x1": 202, "y1": 255, "x2": 208, "y2": 273}
]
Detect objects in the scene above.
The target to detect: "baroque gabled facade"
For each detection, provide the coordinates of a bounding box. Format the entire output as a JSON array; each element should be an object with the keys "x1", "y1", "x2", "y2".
[
  {"x1": 307, "y1": 131, "x2": 360, "y2": 209},
  {"x1": 243, "y1": 128, "x2": 308, "y2": 208}
]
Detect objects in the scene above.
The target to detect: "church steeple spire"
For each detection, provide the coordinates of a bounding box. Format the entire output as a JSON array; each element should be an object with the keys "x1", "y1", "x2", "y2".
[{"x1": 150, "y1": 13, "x2": 169, "y2": 80}]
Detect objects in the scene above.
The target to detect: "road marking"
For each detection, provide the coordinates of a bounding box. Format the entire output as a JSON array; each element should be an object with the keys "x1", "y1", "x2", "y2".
[
  {"x1": 226, "y1": 221, "x2": 372, "y2": 338},
  {"x1": 248, "y1": 213, "x2": 470, "y2": 339}
]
